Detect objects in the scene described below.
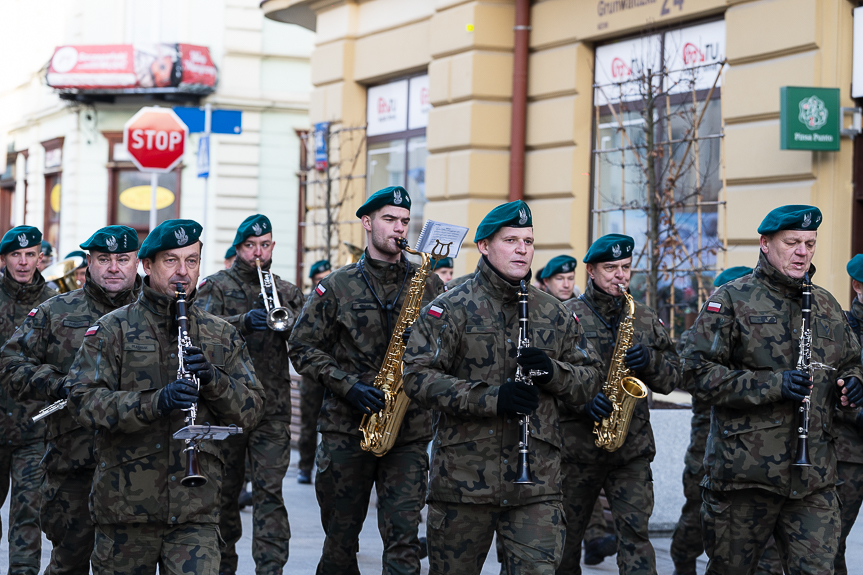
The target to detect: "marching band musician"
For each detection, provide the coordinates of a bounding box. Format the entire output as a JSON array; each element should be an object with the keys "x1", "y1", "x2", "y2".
[
  {"x1": 431, "y1": 256, "x2": 454, "y2": 283},
  {"x1": 65, "y1": 219, "x2": 263, "y2": 575},
  {"x1": 196, "y1": 214, "x2": 305, "y2": 575},
  {"x1": 0, "y1": 225, "x2": 142, "y2": 575},
  {"x1": 289, "y1": 186, "x2": 444, "y2": 574},
  {"x1": 680, "y1": 205, "x2": 863, "y2": 574},
  {"x1": 402, "y1": 200, "x2": 603, "y2": 575},
  {"x1": 539, "y1": 254, "x2": 581, "y2": 300},
  {"x1": 559, "y1": 234, "x2": 679, "y2": 575},
  {"x1": 0, "y1": 225, "x2": 58, "y2": 575}
]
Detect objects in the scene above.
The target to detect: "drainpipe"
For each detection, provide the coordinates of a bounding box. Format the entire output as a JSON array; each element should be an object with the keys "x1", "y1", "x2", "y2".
[{"x1": 508, "y1": 0, "x2": 530, "y2": 201}]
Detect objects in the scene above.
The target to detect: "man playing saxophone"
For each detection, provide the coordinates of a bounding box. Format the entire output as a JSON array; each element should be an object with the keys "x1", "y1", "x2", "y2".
[
  {"x1": 196, "y1": 214, "x2": 305, "y2": 575},
  {"x1": 288, "y1": 186, "x2": 444, "y2": 575},
  {"x1": 680, "y1": 205, "x2": 863, "y2": 574},
  {"x1": 402, "y1": 200, "x2": 603, "y2": 575},
  {"x1": 0, "y1": 225, "x2": 142, "y2": 575},
  {"x1": 559, "y1": 234, "x2": 679, "y2": 575}
]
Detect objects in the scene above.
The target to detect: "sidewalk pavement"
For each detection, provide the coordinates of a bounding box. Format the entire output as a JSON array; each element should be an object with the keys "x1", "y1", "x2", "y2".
[{"x1": 3, "y1": 448, "x2": 862, "y2": 573}]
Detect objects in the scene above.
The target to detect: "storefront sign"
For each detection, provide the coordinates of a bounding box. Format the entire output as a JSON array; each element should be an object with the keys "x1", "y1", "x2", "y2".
[
  {"x1": 408, "y1": 75, "x2": 430, "y2": 130},
  {"x1": 853, "y1": 7, "x2": 863, "y2": 98},
  {"x1": 780, "y1": 87, "x2": 840, "y2": 152},
  {"x1": 664, "y1": 20, "x2": 725, "y2": 94},
  {"x1": 594, "y1": 34, "x2": 661, "y2": 105},
  {"x1": 314, "y1": 122, "x2": 329, "y2": 171},
  {"x1": 367, "y1": 75, "x2": 429, "y2": 136}
]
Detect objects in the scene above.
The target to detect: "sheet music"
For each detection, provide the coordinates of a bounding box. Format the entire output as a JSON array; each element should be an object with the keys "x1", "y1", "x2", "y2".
[{"x1": 415, "y1": 220, "x2": 469, "y2": 259}]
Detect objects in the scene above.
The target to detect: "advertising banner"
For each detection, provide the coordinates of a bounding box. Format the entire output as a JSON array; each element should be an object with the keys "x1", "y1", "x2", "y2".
[
  {"x1": 780, "y1": 86, "x2": 841, "y2": 152},
  {"x1": 367, "y1": 80, "x2": 408, "y2": 136}
]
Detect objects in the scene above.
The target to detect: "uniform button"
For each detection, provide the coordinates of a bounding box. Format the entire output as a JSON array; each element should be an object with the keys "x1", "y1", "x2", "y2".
[
  {"x1": 171, "y1": 516, "x2": 177, "y2": 522},
  {"x1": 723, "y1": 430, "x2": 728, "y2": 435},
  {"x1": 488, "y1": 429, "x2": 494, "y2": 435},
  {"x1": 171, "y1": 476, "x2": 176, "y2": 481},
  {"x1": 156, "y1": 444, "x2": 161, "y2": 449},
  {"x1": 507, "y1": 379, "x2": 512, "y2": 383},
  {"x1": 792, "y1": 491, "x2": 797, "y2": 495},
  {"x1": 507, "y1": 339, "x2": 511, "y2": 343},
  {"x1": 7, "y1": 413, "x2": 11, "y2": 416},
  {"x1": 504, "y1": 459, "x2": 508, "y2": 464},
  {"x1": 171, "y1": 353, "x2": 176, "y2": 359},
  {"x1": 793, "y1": 329, "x2": 798, "y2": 334},
  {"x1": 101, "y1": 462, "x2": 105, "y2": 468},
  {"x1": 503, "y1": 499, "x2": 508, "y2": 505}
]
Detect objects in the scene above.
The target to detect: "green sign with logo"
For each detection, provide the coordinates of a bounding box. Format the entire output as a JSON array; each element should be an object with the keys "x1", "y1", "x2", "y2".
[{"x1": 780, "y1": 86, "x2": 840, "y2": 151}]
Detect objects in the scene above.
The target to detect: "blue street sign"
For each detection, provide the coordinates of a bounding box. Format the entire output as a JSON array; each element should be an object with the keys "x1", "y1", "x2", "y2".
[
  {"x1": 173, "y1": 107, "x2": 243, "y2": 134},
  {"x1": 315, "y1": 122, "x2": 329, "y2": 171},
  {"x1": 197, "y1": 135, "x2": 210, "y2": 178}
]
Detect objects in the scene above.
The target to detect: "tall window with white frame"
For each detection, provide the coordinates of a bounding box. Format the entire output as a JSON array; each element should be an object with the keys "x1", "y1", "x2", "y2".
[{"x1": 591, "y1": 20, "x2": 727, "y2": 336}]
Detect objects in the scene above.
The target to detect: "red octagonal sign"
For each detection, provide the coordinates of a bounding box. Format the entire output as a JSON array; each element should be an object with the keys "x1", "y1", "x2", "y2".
[{"x1": 123, "y1": 106, "x2": 189, "y2": 173}]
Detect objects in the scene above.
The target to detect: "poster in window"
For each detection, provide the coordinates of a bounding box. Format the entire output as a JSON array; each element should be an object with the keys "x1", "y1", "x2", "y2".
[{"x1": 367, "y1": 80, "x2": 408, "y2": 137}]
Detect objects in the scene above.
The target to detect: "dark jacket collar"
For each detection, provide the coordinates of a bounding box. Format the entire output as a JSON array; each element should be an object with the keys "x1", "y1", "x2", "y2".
[
  {"x1": 583, "y1": 277, "x2": 624, "y2": 320},
  {"x1": 232, "y1": 256, "x2": 264, "y2": 285},
  {"x1": 753, "y1": 251, "x2": 815, "y2": 297},
  {"x1": 476, "y1": 256, "x2": 531, "y2": 303},
  {"x1": 361, "y1": 248, "x2": 408, "y2": 285},
  {"x1": 139, "y1": 276, "x2": 197, "y2": 319},
  {"x1": 84, "y1": 269, "x2": 143, "y2": 309},
  {"x1": 1, "y1": 268, "x2": 48, "y2": 303}
]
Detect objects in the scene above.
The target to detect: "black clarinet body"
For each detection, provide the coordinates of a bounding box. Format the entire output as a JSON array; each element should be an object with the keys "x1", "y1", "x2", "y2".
[
  {"x1": 176, "y1": 283, "x2": 207, "y2": 487},
  {"x1": 793, "y1": 273, "x2": 813, "y2": 467},
  {"x1": 513, "y1": 280, "x2": 535, "y2": 485}
]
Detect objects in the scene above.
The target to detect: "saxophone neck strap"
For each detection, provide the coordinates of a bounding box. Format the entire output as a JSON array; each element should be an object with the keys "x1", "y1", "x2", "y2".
[
  {"x1": 579, "y1": 294, "x2": 621, "y2": 340},
  {"x1": 357, "y1": 257, "x2": 411, "y2": 339}
]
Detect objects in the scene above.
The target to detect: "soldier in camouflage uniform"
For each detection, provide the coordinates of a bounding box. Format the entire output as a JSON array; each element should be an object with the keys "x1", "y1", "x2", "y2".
[
  {"x1": 539, "y1": 255, "x2": 581, "y2": 300},
  {"x1": 680, "y1": 205, "x2": 863, "y2": 574},
  {"x1": 0, "y1": 225, "x2": 58, "y2": 575},
  {"x1": 289, "y1": 186, "x2": 445, "y2": 575},
  {"x1": 0, "y1": 226, "x2": 142, "y2": 575},
  {"x1": 558, "y1": 234, "x2": 679, "y2": 575},
  {"x1": 65, "y1": 219, "x2": 264, "y2": 575},
  {"x1": 402, "y1": 200, "x2": 604, "y2": 575},
  {"x1": 431, "y1": 257, "x2": 454, "y2": 284},
  {"x1": 297, "y1": 259, "x2": 332, "y2": 485},
  {"x1": 196, "y1": 213, "x2": 305, "y2": 575}
]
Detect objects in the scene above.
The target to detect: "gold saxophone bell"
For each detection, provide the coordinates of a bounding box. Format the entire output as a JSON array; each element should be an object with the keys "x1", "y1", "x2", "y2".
[
  {"x1": 42, "y1": 256, "x2": 84, "y2": 293},
  {"x1": 255, "y1": 258, "x2": 291, "y2": 332}
]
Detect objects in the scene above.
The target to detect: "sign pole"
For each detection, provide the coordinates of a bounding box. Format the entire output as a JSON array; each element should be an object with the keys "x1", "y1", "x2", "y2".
[
  {"x1": 202, "y1": 103, "x2": 212, "y2": 273},
  {"x1": 149, "y1": 172, "x2": 158, "y2": 233}
]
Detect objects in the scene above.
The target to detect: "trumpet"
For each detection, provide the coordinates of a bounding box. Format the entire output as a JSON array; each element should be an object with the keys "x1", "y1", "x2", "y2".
[
  {"x1": 32, "y1": 399, "x2": 67, "y2": 422},
  {"x1": 255, "y1": 258, "x2": 291, "y2": 331}
]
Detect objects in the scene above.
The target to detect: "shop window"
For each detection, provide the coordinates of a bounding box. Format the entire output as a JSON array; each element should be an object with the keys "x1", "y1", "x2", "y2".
[
  {"x1": 366, "y1": 75, "x2": 429, "y2": 248},
  {"x1": 591, "y1": 20, "x2": 725, "y2": 335},
  {"x1": 105, "y1": 132, "x2": 181, "y2": 246},
  {"x1": 42, "y1": 138, "x2": 64, "y2": 250}
]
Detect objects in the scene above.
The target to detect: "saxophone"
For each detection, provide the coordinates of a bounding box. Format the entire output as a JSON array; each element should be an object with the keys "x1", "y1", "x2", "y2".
[
  {"x1": 594, "y1": 284, "x2": 648, "y2": 452},
  {"x1": 359, "y1": 238, "x2": 451, "y2": 456}
]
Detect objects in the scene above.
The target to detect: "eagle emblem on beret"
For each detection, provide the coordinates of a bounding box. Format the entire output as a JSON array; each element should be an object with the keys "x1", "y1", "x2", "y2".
[
  {"x1": 612, "y1": 244, "x2": 622, "y2": 258},
  {"x1": 563, "y1": 262, "x2": 572, "y2": 272},
  {"x1": 175, "y1": 228, "x2": 189, "y2": 246},
  {"x1": 393, "y1": 189, "x2": 403, "y2": 205},
  {"x1": 252, "y1": 223, "x2": 262, "y2": 236},
  {"x1": 17, "y1": 233, "x2": 28, "y2": 248},
  {"x1": 518, "y1": 208, "x2": 528, "y2": 225},
  {"x1": 802, "y1": 213, "x2": 812, "y2": 228},
  {"x1": 106, "y1": 236, "x2": 118, "y2": 252}
]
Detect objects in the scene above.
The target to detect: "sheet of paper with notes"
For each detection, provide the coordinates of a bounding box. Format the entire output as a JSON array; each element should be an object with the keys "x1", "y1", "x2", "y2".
[{"x1": 415, "y1": 220, "x2": 469, "y2": 259}]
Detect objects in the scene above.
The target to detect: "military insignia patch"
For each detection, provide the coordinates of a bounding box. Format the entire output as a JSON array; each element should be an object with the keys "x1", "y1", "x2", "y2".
[
  {"x1": 17, "y1": 233, "x2": 28, "y2": 247},
  {"x1": 198, "y1": 279, "x2": 207, "y2": 288},
  {"x1": 175, "y1": 228, "x2": 189, "y2": 246},
  {"x1": 252, "y1": 223, "x2": 262, "y2": 236},
  {"x1": 572, "y1": 311, "x2": 579, "y2": 323},
  {"x1": 28, "y1": 308, "x2": 37, "y2": 317},
  {"x1": 428, "y1": 305, "x2": 444, "y2": 318},
  {"x1": 85, "y1": 326, "x2": 100, "y2": 336},
  {"x1": 315, "y1": 284, "x2": 326, "y2": 296},
  {"x1": 707, "y1": 302, "x2": 722, "y2": 313}
]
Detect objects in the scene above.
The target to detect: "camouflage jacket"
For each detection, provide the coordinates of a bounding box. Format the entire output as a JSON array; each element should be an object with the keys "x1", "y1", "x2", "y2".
[
  {"x1": 447, "y1": 268, "x2": 478, "y2": 291},
  {"x1": 196, "y1": 258, "x2": 304, "y2": 421},
  {"x1": 65, "y1": 279, "x2": 264, "y2": 525},
  {"x1": 835, "y1": 299, "x2": 863, "y2": 464},
  {"x1": 0, "y1": 271, "x2": 142, "y2": 473},
  {"x1": 680, "y1": 253, "x2": 863, "y2": 497},
  {"x1": 288, "y1": 249, "x2": 445, "y2": 444},
  {"x1": 0, "y1": 270, "x2": 58, "y2": 445},
  {"x1": 402, "y1": 257, "x2": 604, "y2": 506},
  {"x1": 562, "y1": 279, "x2": 679, "y2": 466}
]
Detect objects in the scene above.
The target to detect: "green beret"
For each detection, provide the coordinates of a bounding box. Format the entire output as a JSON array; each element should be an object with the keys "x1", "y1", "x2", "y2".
[
  {"x1": 356, "y1": 186, "x2": 411, "y2": 218},
  {"x1": 474, "y1": 200, "x2": 532, "y2": 242},
  {"x1": 232, "y1": 214, "x2": 272, "y2": 246},
  {"x1": 540, "y1": 255, "x2": 577, "y2": 279},
  {"x1": 583, "y1": 234, "x2": 634, "y2": 264},
  {"x1": 80, "y1": 225, "x2": 139, "y2": 254},
  {"x1": 714, "y1": 266, "x2": 752, "y2": 287},
  {"x1": 1, "y1": 226, "x2": 42, "y2": 255},
  {"x1": 848, "y1": 254, "x2": 863, "y2": 283},
  {"x1": 138, "y1": 219, "x2": 202, "y2": 260},
  {"x1": 41, "y1": 240, "x2": 53, "y2": 256},
  {"x1": 432, "y1": 257, "x2": 454, "y2": 270},
  {"x1": 225, "y1": 246, "x2": 236, "y2": 260},
  {"x1": 757, "y1": 205, "x2": 822, "y2": 235},
  {"x1": 309, "y1": 259, "x2": 332, "y2": 278}
]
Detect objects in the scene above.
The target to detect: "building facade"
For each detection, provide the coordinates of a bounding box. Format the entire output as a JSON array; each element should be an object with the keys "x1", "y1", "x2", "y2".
[
  {"x1": 0, "y1": 0, "x2": 313, "y2": 280},
  {"x1": 266, "y1": 0, "x2": 862, "y2": 310}
]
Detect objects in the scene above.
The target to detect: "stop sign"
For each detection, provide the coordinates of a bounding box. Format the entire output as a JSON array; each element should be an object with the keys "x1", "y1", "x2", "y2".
[{"x1": 123, "y1": 107, "x2": 189, "y2": 172}]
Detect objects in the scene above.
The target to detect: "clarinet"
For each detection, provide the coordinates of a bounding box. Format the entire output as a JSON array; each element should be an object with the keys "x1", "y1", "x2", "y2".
[
  {"x1": 176, "y1": 283, "x2": 207, "y2": 487},
  {"x1": 513, "y1": 280, "x2": 540, "y2": 485}
]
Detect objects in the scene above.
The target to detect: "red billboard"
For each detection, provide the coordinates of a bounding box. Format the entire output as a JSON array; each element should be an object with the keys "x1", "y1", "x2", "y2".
[{"x1": 46, "y1": 44, "x2": 217, "y2": 92}]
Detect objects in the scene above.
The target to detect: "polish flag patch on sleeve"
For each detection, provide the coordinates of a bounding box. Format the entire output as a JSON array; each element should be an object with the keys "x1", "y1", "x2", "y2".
[
  {"x1": 84, "y1": 326, "x2": 100, "y2": 337},
  {"x1": 707, "y1": 302, "x2": 722, "y2": 313},
  {"x1": 198, "y1": 279, "x2": 207, "y2": 288},
  {"x1": 315, "y1": 283, "x2": 327, "y2": 296},
  {"x1": 428, "y1": 305, "x2": 444, "y2": 318},
  {"x1": 28, "y1": 308, "x2": 38, "y2": 317},
  {"x1": 572, "y1": 311, "x2": 579, "y2": 323}
]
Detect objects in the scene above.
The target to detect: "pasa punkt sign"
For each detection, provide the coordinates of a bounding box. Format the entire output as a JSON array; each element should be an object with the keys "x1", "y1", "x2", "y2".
[{"x1": 780, "y1": 86, "x2": 840, "y2": 152}]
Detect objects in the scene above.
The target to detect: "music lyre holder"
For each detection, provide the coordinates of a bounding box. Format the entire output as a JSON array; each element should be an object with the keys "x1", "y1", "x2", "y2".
[{"x1": 430, "y1": 240, "x2": 451, "y2": 262}]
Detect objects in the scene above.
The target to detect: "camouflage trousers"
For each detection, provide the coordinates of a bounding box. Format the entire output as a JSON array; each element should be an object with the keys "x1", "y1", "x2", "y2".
[
  {"x1": 835, "y1": 461, "x2": 863, "y2": 575},
  {"x1": 0, "y1": 441, "x2": 45, "y2": 575},
  {"x1": 42, "y1": 469, "x2": 94, "y2": 575},
  {"x1": 584, "y1": 496, "x2": 609, "y2": 543},
  {"x1": 315, "y1": 432, "x2": 428, "y2": 575},
  {"x1": 701, "y1": 487, "x2": 840, "y2": 575},
  {"x1": 298, "y1": 376, "x2": 325, "y2": 473},
  {"x1": 427, "y1": 500, "x2": 565, "y2": 575},
  {"x1": 558, "y1": 457, "x2": 656, "y2": 575},
  {"x1": 91, "y1": 522, "x2": 220, "y2": 575},
  {"x1": 219, "y1": 418, "x2": 291, "y2": 575}
]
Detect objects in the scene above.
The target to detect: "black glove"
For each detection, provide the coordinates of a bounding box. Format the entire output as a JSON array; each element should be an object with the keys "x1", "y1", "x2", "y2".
[
  {"x1": 402, "y1": 326, "x2": 413, "y2": 346},
  {"x1": 345, "y1": 382, "x2": 386, "y2": 415},
  {"x1": 497, "y1": 379, "x2": 540, "y2": 416},
  {"x1": 516, "y1": 347, "x2": 554, "y2": 385},
  {"x1": 588, "y1": 392, "x2": 613, "y2": 423},
  {"x1": 54, "y1": 381, "x2": 69, "y2": 400},
  {"x1": 184, "y1": 346, "x2": 214, "y2": 386},
  {"x1": 244, "y1": 308, "x2": 268, "y2": 332},
  {"x1": 624, "y1": 343, "x2": 652, "y2": 374},
  {"x1": 254, "y1": 293, "x2": 267, "y2": 310},
  {"x1": 157, "y1": 379, "x2": 199, "y2": 415},
  {"x1": 841, "y1": 376, "x2": 863, "y2": 407},
  {"x1": 781, "y1": 370, "x2": 812, "y2": 403}
]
